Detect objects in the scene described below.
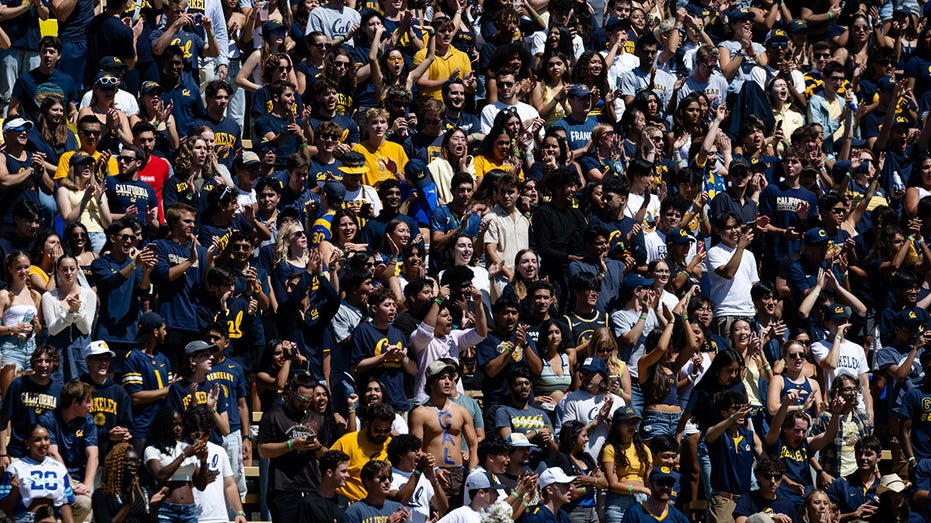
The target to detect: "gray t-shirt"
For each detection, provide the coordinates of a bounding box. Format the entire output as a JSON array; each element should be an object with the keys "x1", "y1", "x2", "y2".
[
  {"x1": 610, "y1": 308, "x2": 658, "y2": 379},
  {"x1": 305, "y1": 4, "x2": 361, "y2": 43}
]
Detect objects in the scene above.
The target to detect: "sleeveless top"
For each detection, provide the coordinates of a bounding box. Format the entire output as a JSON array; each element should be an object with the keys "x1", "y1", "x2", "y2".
[
  {"x1": 3, "y1": 303, "x2": 37, "y2": 337},
  {"x1": 781, "y1": 374, "x2": 814, "y2": 413},
  {"x1": 541, "y1": 84, "x2": 568, "y2": 125},
  {"x1": 536, "y1": 352, "x2": 572, "y2": 393},
  {"x1": 65, "y1": 188, "x2": 105, "y2": 232},
  {"x1": 644, "y1": 370, "x2": 679, "y2": 407},
  {"x1": 744, "y1": 360, "x2": 764, "y2": 407}
]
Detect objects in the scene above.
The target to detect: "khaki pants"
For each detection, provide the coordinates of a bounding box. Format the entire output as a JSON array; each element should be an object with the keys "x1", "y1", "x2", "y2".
[
  {"x1": 707, "y1": 494, "x2": 737, "y2": 523},
  {"x1": 889, "y1": 414, "x2": 908, "y2": 477},
  {"x1": 73, "y1": 493, "x2": 92, "y2": 522}
]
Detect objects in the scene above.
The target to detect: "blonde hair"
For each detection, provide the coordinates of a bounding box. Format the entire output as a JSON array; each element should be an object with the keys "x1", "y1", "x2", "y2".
[
  {"x1": 590, "y1": 327, "x2": 626, "y2": 379},
  {"x1": 274, "y1": 222, "x2": 303, "y2": 265}
]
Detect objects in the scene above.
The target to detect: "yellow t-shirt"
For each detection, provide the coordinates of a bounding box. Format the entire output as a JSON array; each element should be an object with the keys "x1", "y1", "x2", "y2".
[
  {"x1": 412, "y1": 44, "x2": 472, "y2": 101},
  {"x1": 352, "y1": 141, "x2": 409, "y2": 189},
  {"x1": 330, "y1": 430, "x2": 391, "y2": 501},
  {"x1": 601, "y1": 441, "x2": 652, "y2": 483},
  {"x1": 473, "y1": 154, "x2": 516, "y2": 181},
  {"x1": 54, "y1": 150, "x2": 119, "y2": 180}
]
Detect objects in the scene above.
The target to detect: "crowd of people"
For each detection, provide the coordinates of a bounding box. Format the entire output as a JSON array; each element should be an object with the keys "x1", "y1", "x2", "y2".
[{"x1": 0, "y1": 0, "x2": 927, "y2": 520}]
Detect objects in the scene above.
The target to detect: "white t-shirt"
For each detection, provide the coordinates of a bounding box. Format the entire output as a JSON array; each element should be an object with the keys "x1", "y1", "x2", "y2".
[
  {"x1": 391, "y1": 467, "x2": 435, "y2": 523},
  {"x1": 555, "y1": 390, "x2": 625, "y2": 462},
  {"x1": 437, "y1": 505, "x2": 484, "y2": 523},
  {"x1": 144, "y1": 442, "x2": 199, "y2": 481},
  {"x1": 705, "y1": 243, "x2": 759, "y2": 317},
  {"x1": 193, "y1": 442, "x2": 235, "y2": 523},
  {"x1": 343, "y1": 184, "x2": 383, "y2": 216},
  {"x1": 79, "y1": 89, "x2": 140, "y2": 116},
  {"x1": 625, "y1": 192, "x2": 662, "y2": 231},
  {"x1": 479, "y1": 101, "x2": 541, "y2": 135},
  {"x1": 810, "y1": 338, "x2": 869, "y2": 411}
]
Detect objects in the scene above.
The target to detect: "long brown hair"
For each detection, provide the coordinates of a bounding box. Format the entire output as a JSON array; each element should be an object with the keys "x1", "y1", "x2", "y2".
[{"x1": 37, "y1": 95, "x2": 67, "y2": 149}]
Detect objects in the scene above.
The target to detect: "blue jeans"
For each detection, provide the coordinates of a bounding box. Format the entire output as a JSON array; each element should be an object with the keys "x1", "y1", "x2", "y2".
[
  {"x1": 0, "y1": 48, "x2": 39, "y2": 112},
  {"x1": 641, "y1": 410, "x2": 680, "y2": 440},
  {"x1": 698, "y1": 436, "x2": 712, "y2": 501},
  {"x1": 88, "y1": 231, "x2": 106, "y2": 254},
  {"x1": 604, "y1": 492, "x2": 644, "y2": 521},
  {"x1": 158, "y1": 501, "x2": 198, "y2": 523},
  {"x1": 629, "y1": 381, "x2": 645, "y2": 413}
]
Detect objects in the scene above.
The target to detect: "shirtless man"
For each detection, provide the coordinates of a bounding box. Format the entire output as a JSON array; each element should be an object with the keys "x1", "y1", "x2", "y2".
[{"x1": 409, "y1": 360, "x2": 479, "y2": 509}]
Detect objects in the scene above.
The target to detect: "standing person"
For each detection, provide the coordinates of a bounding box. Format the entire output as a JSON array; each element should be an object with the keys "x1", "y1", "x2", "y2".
[
  {"x1": 436, "y1": 470, "x2": 505, "y2": 523},
  {"x1": 257, "y1": 372, "x2": 327, "y2": 521},
  {"x1": 90, "y1": 220, "x2": 156, "y2": 354},
  {"x1": 522, "y1": 467, "x2": 578, "y2": 523},
  {"x1": 621, "y1": 467, "x2": 691, "y2": 523},
  {"x1": 409, "y1": 360, "x2": 480, "y2": 507},
  {"x1": 556, "y1": 356, "x2": 624, "y2": 462},
  {"x1": 733, "y1": 458, "x2": 796, "y2": 523},
  {"x1": 80, "y1": 340, "x2": 132, "y2": 465},
  {"x1": 898, "y1": 350, "x2": 931, "y2": 470},
  {"x1": 151, "y1": 203, "x2": 210, "y2": 367},
  {"x1": 825, "y1": 436, "x2": 882, "y2": 521},
  {"x1": 38, "y1": 380, "x2": 97, "y2": 523},
  {"x1": 330, "y1": 403, "x2": 396, "y2": 502},
  {"x1": 304, "y1": 0, "x2": 360, "y2": 46},
  {"x1": 120, "y1": 312, "x2": 171, "y2": 452},
  {"x1": 0, "y1": 250, "x2": 43, "y2": 398},
  {"x1": 0, "y1": 0, "x2": 49, "y2": 106},
  {"x1": 104, "y1": 145, "x2": 160, "y2": 233},
  {"x1": 85, "y1": 0, "x2": 140, "y2": 88},
  {"x1": 343, "y1": 460, "x2": 411, "y2": 523},
  {"x1": 188, "y1": 81, "x2": 240, "y2": 172},
  {"x1": 349, "y1": 287, "x2": 417, "y2": 414},
  {"x1": 809, "y1": 305, "x2": 873, "y2": 418},
  {"x1": 532, "y1": 167, "x2": 586, "y2": 306},
  {"x1": 143, "y1": 407, "x2": 211, "y2": 523},
  {"x1": 0, "y1": 118, "x2": 53, "y2": 235},
  {"x1": 705, "y1": 211, "x2": 759, "y2": 335},
  {"x1": 8, "y1": 36, "x2": 78, "y2": 120},
  {"x1": 601, "y1": 406, "x2": 653, "y2": 521},
  {"x1": 476, "y1": 295, "x2": 542, "y2": 412},
  {"x1": 164, "y1": 341, "x2": 230, "y2": 444},
  {"x1": 387, "y1": 434, "x2": 448, "y2": 523},
  {"x1": 704, "y1": 390, "x2": 763, "y2": 523},
  {"x1": 298, "y1": 450, "x2": 352, "y2": 522},
  {"x1": 188, "y1": 403, "x2": 248, "y2": 523},
  {"x1": 40, "y1": 254, "x2": 96, "y2": 382},
  {"x1": 0, "y1": 346, "x2": 62, "y2": 464}
]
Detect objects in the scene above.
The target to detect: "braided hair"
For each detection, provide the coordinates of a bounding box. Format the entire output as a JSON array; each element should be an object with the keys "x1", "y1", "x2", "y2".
[{"x1": 100, "y1": 442, "x2": 139, "y2": 498}]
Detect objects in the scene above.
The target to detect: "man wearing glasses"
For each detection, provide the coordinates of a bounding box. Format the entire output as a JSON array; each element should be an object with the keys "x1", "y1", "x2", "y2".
[
  {"x1": 807, "y1": 60, "x2": 860, "y2": 154},
  {"x1": 343, "y1": 460, "x2": 410, "y2": 523},
  {"x1": 330, "y1": 402, "x2": 397, "y2": 501},
  {"x1": 733, "y1": 459, "x2": 795, "y2": 523},
  {"x1": 673, "y1": 44, "x2": 728, "y2": 111},
  {"x1": 257, "y1": 372, "x2": 330, "y2": 521},
  {"x1": 105, "y1": 144, "x2": 161, "y2": 234},
  {"x1": 54, "y1": 114, "x2": 119, "y2": 182}
]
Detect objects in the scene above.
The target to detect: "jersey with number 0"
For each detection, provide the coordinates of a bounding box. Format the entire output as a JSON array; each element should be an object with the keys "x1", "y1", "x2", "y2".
[{"x1": 0, "y1": 456, "x2": 74, "y2": 516}]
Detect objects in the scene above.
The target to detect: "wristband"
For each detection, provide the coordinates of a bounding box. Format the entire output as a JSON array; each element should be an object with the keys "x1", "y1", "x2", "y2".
[
  {"x1": 236, "y1": 511, "x2": 246, "y2": 517},
  {"x1": 639, "y1": 314, "x2": 648, "y2": 322},
  {"x1": 909, "y1": 456, "x2": 917, "y2": 463},
  {"x1": 763, "y1": 365, "x2": 771, "y2": 371},
  {"x1": 287, "y1": 439, "x2": 294, "y2": 450},
  {"x1": 208, "y1": 34, "x2": 216, "y2": 40},
  {"x1": 627, "y1": 484, "x2": 633, "y2": 495},
  {"x1": 433, "y1": 298, "x2": 444, "y2": 305},
  {"x1": 728, "y1": 414, "x2": 735, "y2": 422},
  {"x1": 827, "y1": 11, "x2": 833, "y2": 18},
  {"x1": 413, "y1": 469, "x2": 423, "y2": 476},
  {"x1": 318, "y1": 272, "x2": 328, "y2": 279}
]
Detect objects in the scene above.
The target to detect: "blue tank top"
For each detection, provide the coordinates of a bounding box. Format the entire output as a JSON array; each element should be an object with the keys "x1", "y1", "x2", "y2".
[
  {"x1": 781, "y1": 375, "x2": 814, "y2": 414},
  {"x1": 644, "y1": 370, "x2": 679, "y2": 407}
]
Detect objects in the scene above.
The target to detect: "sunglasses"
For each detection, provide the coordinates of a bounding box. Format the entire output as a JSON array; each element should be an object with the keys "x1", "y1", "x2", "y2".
[
  {"x1": 80, "y1": 129, "x2": 101, "y2": 137},
  {"x1": 387, "y1": 56, "x2": 404, "y2": 64},
  {"x1": 787, "y1": 352, "x2": 805, "y2": 359},
  {"x1": 320, "y1": 133, "x2": 339, "y2": 141},
  {"x1": 71, "y1": 233, "x2": 88, "y2": 239},
  {"x1": 292, "y1": 230, "x2": 306, "y2": 238},
  {"x1": 293, "y1": 391, "x2": 313, "y2": 402},
  {"x1": 312, "y1": 42, "x2": 329, "y2": 49},
  {"x1": 119, "y1": 233, "x2": 137, "y2": 241},
  {"x1": 814, "y1": 53, "x2": 831, "y2": 58},
  {"x1": 117, "y1": 155, "x2": 138, "y2": 163},
  {"x1": 96, "y1": 76, "x2": 120, "y2": 87},
  {"x1": 758, "y1": 473, "x2": 781, "y2": 481},
  {"x1": 6, "y1": 126, "x2": 27, "y2": 133},
  {"x1": 499, "y1": 81, "x2": 515, "y2": 87},
  {"x1": 424, "y1": 118, "x2": 442, "y2": 126},
  {"x1": 768, "y1": 40, "x2": 788, "y2": 48},
  {"x1": 231, "y1": 244, "x2": 251, "y2": 252},
  {"x1": 334, "y1": 61, "x2": 351, "y2": 68},
  {"x1": 278, "y1": 65, "x2": 293, "y2": 72}
]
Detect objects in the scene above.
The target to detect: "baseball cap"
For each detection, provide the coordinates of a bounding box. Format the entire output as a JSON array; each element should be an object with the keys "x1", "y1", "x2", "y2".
[
  {"x1": 614, "y1": 406, "x2": 642, "y2": 422},
  {"x1": 404, "y1": 159, "x2": 433, "y2": 190},
  {"x1": 787, "y1": 18, "x2": 808, "y2": 32},
  {"x1": 823, "y1": 303, "x2": 851, "y2": 321},
  {"x1": 262, "y1": 20, "x2": 286, "y2": 33},
  {"x1": 622, "y1": 273, "x2": 654, "y2": 290},
  {"x1": 425, "y1": 359, "x2": 456, "y2": 380},
  {"x1": 136, "y1": 312, "x2": 165, "y2": 343},
  {"x1": 83, "y1": 340, "x2": 115, "y2": 360},
  {"x1": 539, "y1": 467, "x2": 577, "y2": 488},
  {"x1": 568, "y1": 84, "x2": 592, "y2": 98},
  {"x1": 464, "y1": 470, "x2": 506, "y2": 491},
  {"x1": 727, "y1": 8, "x2": 752, "y2": 22},
  {"x1": 140, "y1": 81, "x2": 164, "y2": 95},
  {"x1": 766, "y1": 28, "x2": 789, "y2": 42},
  {"x1": 338, "y1": 151, "x2": 368, "y2": 175},
  {"x1": 878, "y1": 76, "x2": 896, "y2": 90},
  {"x1": 650, "y1": 466, "x2": 681, "y2": 483},
  {"x1": 579, "y1": 356, "x2": 609, "y2": 376},
  {"x1": 184, "y1": 340, "x2": 218, "y2": 356},
  {"x1": 322, "y1": 180, "x2": 346, "y2": 204},
  {"x1": 3, "y1": 117, "x2": 33, "y2": 133},
  {"x1": 803, "y1": 227, "x2": 830, "y2": 245},
  {"x1": 506, "y1": 433, "x2": 536, "y2": 448},
  {"x1": 895, "y1": 308, "x2": 927, "y2": 328},
  {"x1": 605, "y1": 17, "x2": 629, "y2": 31},
  {"x1": 236, "y1": 151, "x2": 261, "y2": 169},
  {"x1": 729, "y1": 156, "x2": 752, "y2": 173},
  {"x1": 99, "y1": 56, "x2": 129, "y2": 70},
  {"x1": 667, "y1": 227, "x2": 695, "y2": 245},
  {"x1": 70, "y1": 152, "x2": 95, "y2": 167}
]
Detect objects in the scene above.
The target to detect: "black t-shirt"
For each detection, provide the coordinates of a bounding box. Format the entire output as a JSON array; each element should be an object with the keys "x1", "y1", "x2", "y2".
[
  {"x1": 298, "y1": 490, "x2": 350, "y2": 523},
  {"x1": 257, "y1": 403, "x2": 324, "y2": 493},
  {"x1": 92, "y1": 487, "x2": 154, "y2": 523}
]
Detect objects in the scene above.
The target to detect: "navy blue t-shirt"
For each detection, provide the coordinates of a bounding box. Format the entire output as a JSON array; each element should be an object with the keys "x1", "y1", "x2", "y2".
[
  {"x1": 254, "y1": 112, "x2": 301, "y2": 169},
  {"x1": 188, "y1": 116, "x2": 242, "y2": 170},
  {"x1": 733, "y1": 491, "x2": 797, "y2": 521},
  {"x1": 826, "y1": 474, "x2": 879, "y2": 514},
  {"x1": 105, "y1": 176, "x2": 159, "y2": 227},
  {"x1": 308, "y1": 112, "x2": 360, "y2": 146},
  {"x1": 708, "y1": 425, "x2": 756, "y2": 495},
  {"x1": 152, "y1": 238, "x2": 208, "y2": 333},
  {"x1": 476, "y1": 331, "x2": 538, "y2": 406},
  {"x1": 350, "y1": 321, "x2": 411, "y2": 413},
  {"x1": 90, "y1": 254, "x2": 144, "y2": 346},
  {"x1": 38, "y1": 410, "x2": 98, "y2": 480},
  {"x1": 85, "y1": 13, "x2": 135, "y2": 86},
  {"x1": 57, "y1": 0, "x2": 94, "y2": 44},
  {"x1": 2, "y1": 376, "x2": 62, "y2": 458},
  {"x1": 758, "y1": 183, "x2": 818, "y2": 260},
  {"x1": 11, "y1": 69, "x2": 78, "y2": 119},
  {"x1": 551, "y1": 115, "x2": 598, "y2": 151},
  {"x1": 121, "y1": 349, "x2": 171, "y2": 441},
  {"x1": 163, "y1": 78, "x2": 206, "y2": 139}
]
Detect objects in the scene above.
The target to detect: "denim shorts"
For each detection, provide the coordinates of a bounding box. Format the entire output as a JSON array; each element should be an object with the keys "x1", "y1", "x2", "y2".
[
  {"x1": 641, "y1": 409, "x2": 681, "y2": 440},
  {"x1": 605, "y1": 492, "x2": 646, "y2": 522},
  {"x1": 0, "y1": 336, "x2": 35, "y2": 373},
  {"x1": 158, "y1": 501, "x2": 198, "y2": 523}
]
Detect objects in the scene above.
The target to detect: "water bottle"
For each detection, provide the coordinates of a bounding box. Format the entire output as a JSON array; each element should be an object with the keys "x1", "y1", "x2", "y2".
[{"x1": 893, "y1": 170, "x2": 905, "y2": 193}]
